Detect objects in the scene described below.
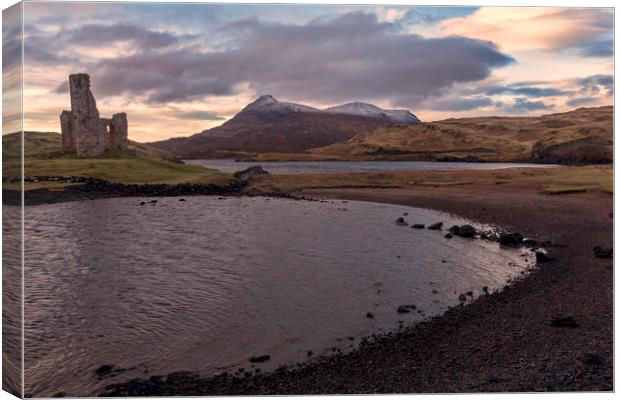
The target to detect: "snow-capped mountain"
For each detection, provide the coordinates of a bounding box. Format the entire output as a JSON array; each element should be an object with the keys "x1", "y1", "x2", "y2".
[
  {"x1": 151, "y1": 95, "x2": 420, "y2": 158},
  {"x1": 244, "y1": 95, "x2": 420, "y2": 124}
]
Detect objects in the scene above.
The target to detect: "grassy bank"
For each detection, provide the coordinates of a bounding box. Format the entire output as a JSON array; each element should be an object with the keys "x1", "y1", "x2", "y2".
[
  {"x1": 249, "y1": 165, "x2": 612, "y2": 195},
  {"x1": 2, "y1": 132, "x2": 231, "y2": 189}
]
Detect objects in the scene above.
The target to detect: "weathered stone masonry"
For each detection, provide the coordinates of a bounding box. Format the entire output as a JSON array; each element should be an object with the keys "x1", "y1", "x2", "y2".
[{"x1": 60, "y1": 73, "x2": 128, "y2": 157}]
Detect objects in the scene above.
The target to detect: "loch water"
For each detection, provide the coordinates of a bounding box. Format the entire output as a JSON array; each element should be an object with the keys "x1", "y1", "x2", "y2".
[{"x1": 18, "y1": 196, "x2": 534, "y2": 396}]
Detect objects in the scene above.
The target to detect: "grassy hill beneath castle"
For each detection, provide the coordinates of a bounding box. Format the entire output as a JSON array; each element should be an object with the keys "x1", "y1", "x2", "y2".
[{"x1": 2, "y1": 132, "x2": 230, "y2": 189}]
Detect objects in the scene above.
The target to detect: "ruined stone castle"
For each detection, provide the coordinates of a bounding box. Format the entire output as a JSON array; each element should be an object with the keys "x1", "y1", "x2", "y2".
[{"x1": 60, "y1": 74, "x2": 128, "y2": 157}]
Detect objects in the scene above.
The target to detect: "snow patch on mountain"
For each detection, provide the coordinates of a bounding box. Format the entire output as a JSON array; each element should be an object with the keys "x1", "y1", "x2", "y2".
[
  {"x1": 243, "y1": 95, "x2": 319, "y2": 113},
  {"x1": 325, "y1": 102, "x2": 420, "y2": 123},
  {"x1": 243, "y1": 95, "x2": 420, "y2": 124}
]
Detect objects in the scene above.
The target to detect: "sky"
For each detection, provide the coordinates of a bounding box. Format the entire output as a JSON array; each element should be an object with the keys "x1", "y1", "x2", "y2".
[{"x1": 2, "y1": 2, "x2": 614, "y2": 142}]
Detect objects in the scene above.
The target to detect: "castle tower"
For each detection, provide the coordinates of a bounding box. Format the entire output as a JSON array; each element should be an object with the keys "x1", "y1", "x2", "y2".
[{"x1": 59, "y1": 74, "x2": 129, "y2": 157}]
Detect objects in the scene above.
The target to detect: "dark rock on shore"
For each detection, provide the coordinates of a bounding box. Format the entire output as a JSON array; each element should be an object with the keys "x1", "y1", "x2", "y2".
[
  {"x1": 458, "y1": 225, "x2": 476, "y2": 238},
  {"x1": 550, "y1": 316, "x2": 579, "y2": 328},
  {"x1": 593, "y1": 246, "x2": 612, "y2": 259},
  {"x1": 396, "y1": 304, "x2": 416, "y2": 314},
  {"x1": 95, "y1": 365, "x2": 113, "y2": 376},
  {"x1": 448, "y1": 225, "x2": 460, "y2": 235},
  {"x1": 5, "y1": 178, "x2": 238, "y2": 206},
  {"x1": 411, "y1": 224, "x2": 425, "y2": 229},
  {"x1": 394, "y1": 217, "x2": 408, "y2": 226},
  {"x1": 232, "y1": 166, "x2": 269, "y2": 188},
  {"x1": 446, "y1": 224, "x2": 475, "y2": 238},
  {"x1": 582, "y1": 352, "x2": 607, "y2": 366},
  {"x1": 444, "y1": 233, "x2": 453, "y2": 239},
  {"x1": 535, "y1": 251, "x2": 555, "y2": 262},
  {"x1": 427, "y1": 222, "x2": 443, "y2": 230},
  {"x1": 4, "y1": 174, "x2": 309, "y2": 206},
  {"x1": 366, "y1": 312, "x2": 374, "y2": 319},
  {"x1": 499, "y1": 232, "x2": 523, "y2": 247},
  {"x1": 248, "y1": 355, "x2": 270, "y2": 363},
  {"x1": 522, "y1": 238, "x2": 540, "y2": 247}
]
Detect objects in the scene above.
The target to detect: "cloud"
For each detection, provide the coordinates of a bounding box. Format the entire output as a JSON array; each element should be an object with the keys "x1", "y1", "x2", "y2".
[
  {"x1": 504, "y1": 98, "x2": 553, "y2": 112},
  {"x1": 429, "y1": 97, "x2": 494, "y2": 111},
  {"x1": 577, "y1": 74, "x2": 613, "y2": 88},
  {"x1": 440, "y1": 7, "x2": 613, "y2": 53},
  {"x1": 58, "y1": 23, "x2": 180, "y2": 50},
  {"x1": 175, "y1": 110, "x2": 226, "y2": 120},
  {"x1": 575, "y1": 74, "x2": 613, "y2": 98},
  {"x1": 487, "y1": 84, "x2": 568, "y2": 97},
  {"x1": 580, "y1": 39, "x2": 614, "y2": 57},
  {"x1": 53, "y1": 81, "x2": 69, "y2": 94},
  {"x1": 566, "y1": 97, "x2": 598, "y2": 107},
  {"x1": 87, "y1": 12, "x2": 513, "y2": 106}
]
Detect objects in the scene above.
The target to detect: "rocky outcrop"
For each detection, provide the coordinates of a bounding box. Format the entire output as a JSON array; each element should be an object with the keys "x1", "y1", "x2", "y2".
[
  {"x1": 531, "y1": 136, "x2": 612, "y2": 164},
  {"x1": 231, "y1": 166, "x2": 269, "y2": 188},
  {"x1": 60, "y1": 74, "x2": 128, "y2": 157}
]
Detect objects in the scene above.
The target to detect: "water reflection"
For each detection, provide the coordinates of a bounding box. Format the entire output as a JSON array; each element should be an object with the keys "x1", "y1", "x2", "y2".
[{"x1": 24, "y1": 196, "x2": 531, "y2": 396}]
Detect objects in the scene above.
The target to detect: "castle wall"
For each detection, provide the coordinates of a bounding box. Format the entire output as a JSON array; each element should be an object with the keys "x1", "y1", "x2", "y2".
[
  {"x1": 109, "y1": 113, "x2": 128, "y2": 151},
  {"x1": 60, "y1": 110, "x2": 74, "y2": 152}
]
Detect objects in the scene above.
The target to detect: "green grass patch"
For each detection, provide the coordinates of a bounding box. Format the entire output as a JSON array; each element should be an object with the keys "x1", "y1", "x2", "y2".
[{"x1": 2, "y1": 131, "x2": 232, "y2": 186}]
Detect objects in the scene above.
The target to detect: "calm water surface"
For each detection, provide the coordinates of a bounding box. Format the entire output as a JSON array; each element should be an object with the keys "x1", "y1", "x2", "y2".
[
  {"x1": 187, "y1": 159, "x2": 553, "y2": 174},
  {"x1": 21, "y1": 197, "x2": 534, "y2": 396}
]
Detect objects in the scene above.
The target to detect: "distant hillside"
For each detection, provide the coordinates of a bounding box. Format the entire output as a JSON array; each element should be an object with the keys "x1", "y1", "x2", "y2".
[
  {"x1": 311, "y1": 106, "x2": 613, "y2": 164},
  {"x1": 150, "y1": 95, "x2": 420, "y2": 158}
]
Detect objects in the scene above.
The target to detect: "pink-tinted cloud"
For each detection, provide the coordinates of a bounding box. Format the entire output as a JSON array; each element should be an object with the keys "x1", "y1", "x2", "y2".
[{"x1": 439, "y1": 7, "x2": 612, "y2": 53}]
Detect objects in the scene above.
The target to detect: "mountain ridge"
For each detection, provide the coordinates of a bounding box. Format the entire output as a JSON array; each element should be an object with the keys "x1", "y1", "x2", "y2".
[{"x1": 150, "y1": 95, "x2": 420, "y2": 158}]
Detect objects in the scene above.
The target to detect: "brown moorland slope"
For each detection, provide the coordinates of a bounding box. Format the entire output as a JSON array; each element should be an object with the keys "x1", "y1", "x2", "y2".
[{"x1": 310, "y1": 106, "x2": 613, "y2": 163}]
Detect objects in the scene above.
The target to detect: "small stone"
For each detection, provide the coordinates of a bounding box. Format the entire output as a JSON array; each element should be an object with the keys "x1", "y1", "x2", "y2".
[
  {"x1": 444, "y1": 233, "x2": 453, "y2": 239},
  {"x1": 550, "y1": 316, "x2": 579, "y2": 328},
  {"x1": 411, "y1": 224, "x2": 425, "y2": 229},
  {"x1": 594, "y1": 246, "x2": 613, "y2": 259},
  {"x1": 366, "y1": 312, "x2": 374, "y2": 319},
  {"x1": 95, "y1": 364, "x2": 113, "y2": 376},
  {"x1": 395, "y1": 217, "x2": 408, "y2": 226},
  {"x1": 535, "y1": 251, "x2": 555, "y2": 262},
  {"x1": 448, "y1": 225, "x2": 460, "y2": 235},
  {"x1": 458, "y1": 225, "x2": 476, "y2": 238},
  {"x1": 428, "y1": 222, "x2": 443, "y2": 230},
  {"x1": 458, "y1": 294, "x2": 467, "y2": 302},
  {"x1": 500, "y1": 232, "x2": 523, "y2": 247},
  {"x1": 582, "y1": 353, "x2": 607, "y2": 366},
  {"x1": 248, "y1": 355, "x2": 270, "y2": 363},
  {"x1": 397, "y1": 305, "x2": 411, "y2": 314}
]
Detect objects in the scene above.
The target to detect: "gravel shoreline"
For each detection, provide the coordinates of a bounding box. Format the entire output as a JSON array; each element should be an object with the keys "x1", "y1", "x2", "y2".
[{"x1": 98, "y1": 181, "x2": 613, "y2": 395}]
